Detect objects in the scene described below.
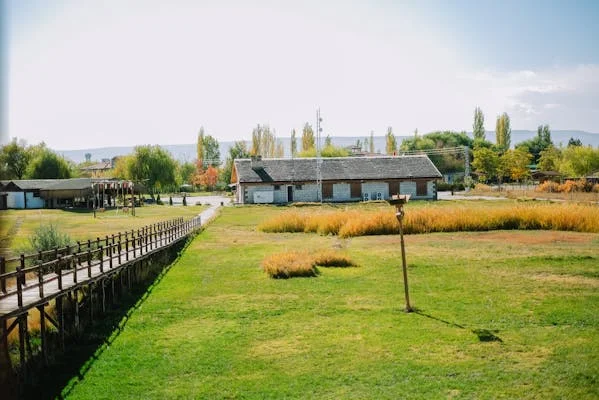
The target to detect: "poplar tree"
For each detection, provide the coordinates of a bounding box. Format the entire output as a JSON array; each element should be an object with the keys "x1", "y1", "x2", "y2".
[
  {"x1": 302, "y1": 123, "x2": 315, "y2": 152},
  {"x1": 473, "y1": 107, "x2": 485, "y2": 140},
  {"x1": 290, "y1": 129, "x2": 297, "y2": 156},
  {"x1": 495, "y1": 113, "x2": 511, "y2": 152},
  {"x1": 385, "y1": 127, "x2": 397, "y2": 155},
  {"x1": 369, "y1": 131, "x2": 375, "y2": 153}
]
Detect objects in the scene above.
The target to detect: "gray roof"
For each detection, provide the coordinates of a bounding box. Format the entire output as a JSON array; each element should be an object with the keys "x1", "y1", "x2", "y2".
[
  {"x1": 2, "y1": 179, "x2": 93, "y2": 191},
  {"x1": 234, "y1": 156, "x2": 442, "y2": 184}
]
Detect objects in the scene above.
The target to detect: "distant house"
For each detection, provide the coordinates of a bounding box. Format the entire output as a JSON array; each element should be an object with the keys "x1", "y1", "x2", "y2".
[
  {"x1": 233, "y1": 155, "x2": 442, "y2": 204},
  {"x1": 0, "y1": 178, "x2": 145, "y2": 209},
  {"x1": 80, "y1": 157, "x2": 119, "y2": 177}
]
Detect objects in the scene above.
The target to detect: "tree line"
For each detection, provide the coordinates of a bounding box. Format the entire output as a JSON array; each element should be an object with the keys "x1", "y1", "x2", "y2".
[{"x1": 3, "y1": 113, "x2": 597, "y2": 196}]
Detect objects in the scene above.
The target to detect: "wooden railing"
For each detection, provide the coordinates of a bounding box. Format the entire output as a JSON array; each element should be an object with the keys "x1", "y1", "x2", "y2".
[{"x1": 0, "y1": 216, "x2": 202, "y2": 312}]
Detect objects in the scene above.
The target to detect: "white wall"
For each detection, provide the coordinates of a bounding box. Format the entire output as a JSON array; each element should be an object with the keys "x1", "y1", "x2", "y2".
[
  {"x1": 332, "y1": 183, "x2": 351, "y2": 201},
  {"x1": 292, "y1": 183, "x2": 319, "y2": 202},
  {"x1": 362, "y1": 182, "x2": 389, "y2": 201}
]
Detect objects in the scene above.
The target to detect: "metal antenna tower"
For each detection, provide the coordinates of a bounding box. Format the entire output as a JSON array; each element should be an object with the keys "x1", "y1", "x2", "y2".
[{"x1": 316, "y1": 108, "x2": 323, "y2": 202}]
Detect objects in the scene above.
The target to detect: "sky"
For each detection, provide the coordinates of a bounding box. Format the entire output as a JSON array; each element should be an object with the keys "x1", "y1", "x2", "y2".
[{"x1": 3, "y1": 0, "x2": 599, "y2": 150}]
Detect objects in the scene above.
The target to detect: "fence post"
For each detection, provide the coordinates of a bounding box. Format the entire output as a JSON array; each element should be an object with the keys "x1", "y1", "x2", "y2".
[
  {"x1": 99, "y1": 246, "x2": 104, "y2": 273},
  {"x1": 0, "y1": 257, "x2": 5, "y2": 294},
  {"x1": 72, "y1": 254, "x2": 77, "y2": 284},
  {"x1": 125, "y1": 233, "x2": 129, "y2": 261},
  {"x1": 87, "y1": 249, "x2": 92, "y2": 278},
  {"x1": 38, "y1": 262, "x2": 44, "y2": 298},
  {"x1": 109, "y1": 243, "x2": 113, "y2": 269},
  {"x1": 17, "y1": 254, "x2": 25, "y2": 307},
  {"x1": 118, "y1": 242, "x2": 122, "y2": 265},
  {"x1": 57, "y1": 256, "x2": 63, "y2": 290}
]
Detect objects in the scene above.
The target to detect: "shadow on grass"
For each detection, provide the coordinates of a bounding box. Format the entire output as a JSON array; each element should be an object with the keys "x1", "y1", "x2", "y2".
[
  {"x1": 414, "y1": 309, "x2": 503, "y2": 343},
  {"x1": 21, "y1": 235, "x2": 197, "y2": 400}
]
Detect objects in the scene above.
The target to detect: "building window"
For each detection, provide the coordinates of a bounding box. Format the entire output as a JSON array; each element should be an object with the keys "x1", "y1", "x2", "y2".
[
  {"x1": 295, "y1": 184, "x2": 303, "y2": 190},
  {"x1": 416, "y1": 181, "x2": 427, "y2": 196},
  {"x1": 274, "y1": 185, "x2": 281, "y2": 190}
]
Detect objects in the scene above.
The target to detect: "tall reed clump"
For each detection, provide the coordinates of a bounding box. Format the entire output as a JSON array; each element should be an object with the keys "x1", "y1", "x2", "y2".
[
  {"x1": 258, "y1": 203, "x2": 599, "y2": 238},
  {"x1": 262, "y1": 250, "x2": 357, "y2": 278}
]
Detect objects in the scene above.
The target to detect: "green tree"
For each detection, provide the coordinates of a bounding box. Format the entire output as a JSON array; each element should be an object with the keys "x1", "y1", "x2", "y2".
[
  {"x1": 26, "y1": 148, "x2": 72, "y2": 179},
  {"x1": 495, "y1": 113, "x2": 511, "y2": 152},
  {"x1": 202, "y1": 135, "x2": 221, "y2": 166},
  {"x1": 250, "y1": 124, "x2": 280, "y2": 157},
  {"x1": 500, "y1": 148, "x2": 532, "y2": 182},
  {"x1": 178, "y1": 162, "x2": 196, "y2": 185},
  {"x1": 290, "y1": 129, "x2": 297, "y2": 156},
  {"x1": 128, "y1": 145, "x2": 178, "y2": 198},
  {"x1": 517, "y1": 124, "x2": 553, "y2": 164},
  {"x1": 473, "y1": 107, "x2": 485, "y2": 140},
  {"x1": 325, "y1": 135, "x2": 332, "y2": 147},
  {"x1": 197, "y1": 127, "x2": 205, "y2": 166},
  {"x1": 301, "y1": 123, "x2": 315, "y2": 152},
  {"x1": 568, "y1": 137, "x2": 582, "y2": 147},
  {"x1": 400, "y1": 131, "x2": 473, "y2": 174},
  {"x1": 472, "y1": 147, "x2": 499, "y2": 183},
  {"x1": 385, "y1": 127, "x2": 397, "y2": 155},
  {"x1": 537, "y1": 145, "x2": 561, "y2": 171},
  {"x1": 222, "y1": 141, "x2": 250, "y2": 184},
  {"x1": 1, "y1": 138, "x2": 30, "y2": 179},
  {"x1": 560, "y1": 146, "x2": 599, "y2": 176}
]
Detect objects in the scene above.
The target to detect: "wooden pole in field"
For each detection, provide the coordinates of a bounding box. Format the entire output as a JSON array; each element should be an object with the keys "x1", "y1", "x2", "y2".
[{"x1": 387, "y1": 195, "x2": 413, "y2": 313}]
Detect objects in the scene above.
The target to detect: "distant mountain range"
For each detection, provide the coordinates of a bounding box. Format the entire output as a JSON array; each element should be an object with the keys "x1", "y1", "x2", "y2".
[{"x1": 57, "y1": 130, "x2": 599, "y2": 164}]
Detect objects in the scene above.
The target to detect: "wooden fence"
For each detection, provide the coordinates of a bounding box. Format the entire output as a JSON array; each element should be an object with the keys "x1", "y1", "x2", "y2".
[{"x1": 0, "y1": 214, "x2": 203, "y2": 397}]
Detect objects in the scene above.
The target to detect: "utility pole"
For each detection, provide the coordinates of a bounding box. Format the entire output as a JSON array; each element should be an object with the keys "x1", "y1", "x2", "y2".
[{"x1": 316, "y1": 108, "x2": 323, "y2": 203}]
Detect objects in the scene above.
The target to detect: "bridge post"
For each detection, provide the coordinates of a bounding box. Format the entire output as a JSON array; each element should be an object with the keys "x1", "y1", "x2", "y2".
[
  {"x1": 73, "y1": 289, "x2": 80, "y2": 332},
  {"x1": 37, "y1": 305, "x2": 48, "y2": 366},
  {"x1": 56, "y1": 296, "x2": 65, "y2": 351},
  {"x1": 18, "y1": 313, "x2": 27, "y2": 379},
  {"x1": 0, "y1": 257, "x2": 5, "y2": 294}
]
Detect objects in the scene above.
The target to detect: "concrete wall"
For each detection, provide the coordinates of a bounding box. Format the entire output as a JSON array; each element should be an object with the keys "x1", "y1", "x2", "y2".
[
  {"x1": 332, "y1": 183, "x2": 351, "y2": 201},
  {"x1": 399, "y1": 181, "x2": 436, "y2": 199},
  {"x1": 292, "y1": 183, "x2": 319, "y2": 202},
  {"x1": 2, "y1": 191, "x2": 45, "y2": 209},
  {"x1": 238, "y1": 179, "x2": 436, "y2": 204}
]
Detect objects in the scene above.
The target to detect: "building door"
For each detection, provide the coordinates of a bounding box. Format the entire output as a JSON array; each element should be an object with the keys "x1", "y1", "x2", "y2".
[{"x1": 287, "y1": 185, "x2": 293, "y2": 202}]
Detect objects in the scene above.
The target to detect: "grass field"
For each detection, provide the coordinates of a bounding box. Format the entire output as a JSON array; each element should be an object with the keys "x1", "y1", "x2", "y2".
[
  {"x1": 0, "y1": 205, "x2": 205, "y2": 259},
  {"x1": 60, "y1": 202, "x2": 599, "y2": 399}
]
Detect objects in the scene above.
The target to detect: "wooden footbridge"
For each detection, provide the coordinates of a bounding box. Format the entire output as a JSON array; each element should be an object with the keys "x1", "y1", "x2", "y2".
[{"x1": 0, "y1": 206, "x2": 217, "y2": 392}]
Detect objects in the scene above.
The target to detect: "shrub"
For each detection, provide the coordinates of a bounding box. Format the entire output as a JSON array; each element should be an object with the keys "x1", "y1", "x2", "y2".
[
  {"x1": 169, "y1": 196, "x2": 173, "y2": 206},
  {"x1": 182, "y1": 196, "x2": 187, "y2": 206},
  {"x1": 313, "y1": 251, "x2": 356, "y2": 267},
  {"x1": 262, "y1": 250, "x2": 357, "y2": 278},
  {"x1": 262, "y1": 252, "x2": 317, "y2": 279},
  {"x1": 29, "y1": 224, "x2": 72, "y2": 253},
  {"x1": 536, "y1": 181, "x2": 560, "y2": 193}
]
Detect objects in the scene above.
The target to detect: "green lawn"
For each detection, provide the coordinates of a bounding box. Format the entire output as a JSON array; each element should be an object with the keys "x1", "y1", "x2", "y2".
[
  {"x1": 0, "y1": 205, "x2": 205, "y2": 259},
  {"x1": 64, "y1": 204, "x2": 599, "y2": 399}
]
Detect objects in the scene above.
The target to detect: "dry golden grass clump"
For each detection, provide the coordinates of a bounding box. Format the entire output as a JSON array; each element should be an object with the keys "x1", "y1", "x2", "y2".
[
  {"x1": 262, "y1": 250, "x2": 357, "y2": 278},
  {"x1": 312, "y1": 250, "x2": 357, "y2": 268},
  {"x1": 258, "y1": 203, "x2": 599, "y2": 238}
]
